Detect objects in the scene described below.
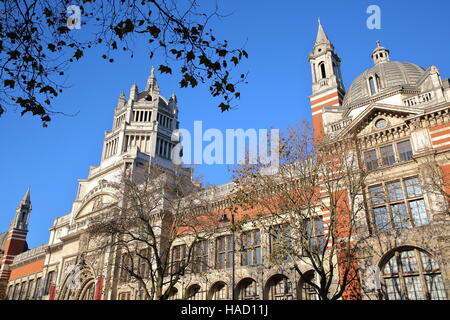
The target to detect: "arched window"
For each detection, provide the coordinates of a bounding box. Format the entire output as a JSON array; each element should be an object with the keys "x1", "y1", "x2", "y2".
[
  {"x1": 186, "y1": 284, "x2": 202, "y2": 300},
  {"x1": 167, "y1": 287, "x2": 178, "y2": 300},
  {"x1": 237, "y1": 278, "x2": 259, "y2": 300},
  {"x1": 375, "y1": 74, "x2": 382, "y2": 90},
  {"x1": 209, "y1": 282, "x2": 228, "y2": 300},
  {"x1": 369, "y1": 76, "x2": 377, "y2": 95},
  {"x1": 381, "y1": 247, "x2": 447, "y2": 300},
  {"x1": 300, "y1": 270, "x2": 319, "y2": 300},
  {"x1": 319, "y1": 62, "x2": 326, "y2": 79},
  {"x1": 266, "y1": 275, "x2": 293, "y2": 300}
]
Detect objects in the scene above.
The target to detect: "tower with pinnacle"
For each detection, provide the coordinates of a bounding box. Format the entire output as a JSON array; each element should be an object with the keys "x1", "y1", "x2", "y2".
[
  {"x1": 0, "y1": 188, "x2": 32, "y2": 297},
  {"x1": 308, "y1": 19, "x2": 345, "y2": 141}
]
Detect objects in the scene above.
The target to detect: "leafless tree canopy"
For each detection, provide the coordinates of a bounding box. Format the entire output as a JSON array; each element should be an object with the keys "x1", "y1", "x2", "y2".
[
  {"x1": 89, "y1": 166, "x2": 219, "y2": 300},
  {"x1": 0, "y1": 0, "x2": 248, "y2": 126},
  {"x1": 231, "y1": 121, "x2": 368, "y2": 300}
]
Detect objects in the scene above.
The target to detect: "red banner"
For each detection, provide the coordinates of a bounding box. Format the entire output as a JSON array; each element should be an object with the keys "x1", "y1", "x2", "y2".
[
  {"x1": 94, "y1": 276, "x2": 104, "y2": 300},
  {"x1": 48, "y1": 285, "x2": 56, "y2": 300}
]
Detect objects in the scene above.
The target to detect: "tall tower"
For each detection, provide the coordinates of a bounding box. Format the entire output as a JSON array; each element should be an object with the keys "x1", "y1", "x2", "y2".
[
  {"x1": 0, "y1": 188, "x2": 32, "y2": 284},
  {"x1": 308, "y1": 19, "x2": 345, "y2": 141},
  {"x1": 100, "y1": 67, "x2": 180, "y2": 170}
]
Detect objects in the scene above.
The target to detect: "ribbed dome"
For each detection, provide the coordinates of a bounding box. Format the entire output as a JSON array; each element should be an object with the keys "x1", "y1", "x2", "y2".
[{"x1": 343, "y1": 61, "x2": 425, "y2": 107}]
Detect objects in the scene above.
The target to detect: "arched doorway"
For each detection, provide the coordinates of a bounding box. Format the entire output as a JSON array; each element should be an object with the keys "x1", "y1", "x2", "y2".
[
  {"x1": 380, "y1": 247, "x2": 447, "y2": 300},
  {"x1": 265, "y1": 274, "x2": 293, "y2": 300},
  {"x1": 236, "y1": 278, "x2": 259, "y2": 300},
  {"x1": 58, "y1": 266, "x2": 95, "y2": 300}
]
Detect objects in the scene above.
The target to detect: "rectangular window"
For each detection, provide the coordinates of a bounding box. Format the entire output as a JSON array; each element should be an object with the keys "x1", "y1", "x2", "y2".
[
  {"x1": 391, "y1": 203, "x2": 410, "y2": 229},
  {"x1": 192, "y1": 240, "x2": 209, "y2": 273},
  {"x1": 216, "y1": 235, "x2": 233, "y2": 269},
  {"x1": 241, "y1": 230, "x2": 262, "y2": 266},
  {"x1": 120, "y1": 254, "x2": 132, "y2": 283},
  {"x1": 44, "y1": 271, "x2": 54, "y2": 295},
  {"x1": 271, "y1": 224, "x2": 292, "y2": 260},
  {"x1": 374, "y1": 206, "x2": 390, "y2": 231},
  {"x1": 380, "y1": 145, "x2": 396, "y2": 166},
  {"x1": 397, "y1": 140, "x2": 413, "y2": 162},
  {"x1": 369, "y1": 176, "x2": 428, "y2": 232},
  {"x1": 409, "y1": 199, "x2": 428, "y2": 226},
  {"x1": 33, "y1": 278, "x2": 41, "y2": 299},
  {"x1": 138, "y1": 249, "x2": 150, "y2": 278},
  {"x1": 306, "y1": 218, "x2": 325, "y2": 251},
  {"x1": 364, "y1": 149, "x2": 379, "y2": 171},
  {"x1": 404, "y1": 177, "x2": 423, "y2": 197},
  {"x1": 27, "y1": 279, "x2": 35, "y2": 300},
  {"x1": 171, "y1": 244, "x2": 187, "y2": 274},
  {"x1": 369, "y1": 185, "x2": 386, "y2": 205},
  {"x1": 387, "y1": 181, "x2": 404, "y2": 201}
]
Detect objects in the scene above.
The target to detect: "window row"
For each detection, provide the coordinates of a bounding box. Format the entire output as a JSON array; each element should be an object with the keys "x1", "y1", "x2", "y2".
[
  {"x1": 114, "y1": 113, "x2": 126, "y2": 128},
  {"x1": 156, "y1": 138, "x2": 174, "y2": 159},
  {"x1": 7, "y1": 271, "x2": 54, "y2": 300},
  {"x1": 171, "y1": 272, "x2": 318, "y2": 300},
  {"x1": 104, "y1": 137, "x2": 119, "y2": 159},
  {"x1": 124, "y1": 134, "x2": 151, "y2": 153},
  {"x1": 157, "y1": 113, "x2": 173, "y2": 130},
  {"x1": 169, "y1": 222, "x2": 325, "y2": 275},
  {"x1": 132, "y1": 110, "x2": 152, "y2": 123},
  {"x1": 364, "y1": 140, "x2": 413, "y2": 171}
]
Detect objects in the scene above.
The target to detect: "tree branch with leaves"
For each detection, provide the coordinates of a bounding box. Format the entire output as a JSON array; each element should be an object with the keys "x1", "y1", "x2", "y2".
[{"x1": 0, "y1": 0, "x2": 248, "y2": 126}]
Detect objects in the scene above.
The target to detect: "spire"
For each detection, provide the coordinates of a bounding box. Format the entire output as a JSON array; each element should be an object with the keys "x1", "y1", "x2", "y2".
[
  {"x1": 145, "y1": 66, "x2": 160, "y2": 93},
  {"x1": 315, "y1": 18, "x2": 330, "y2": 45},
  {"x1": 371, "y1": 40, "x2": 390, "y2": 65},
  {"x1": 22, "y1": 186, "x2": 30, "y2": 204},
  {"x1": 12, "y1": 187, "x2": 31, "y2": 230}
]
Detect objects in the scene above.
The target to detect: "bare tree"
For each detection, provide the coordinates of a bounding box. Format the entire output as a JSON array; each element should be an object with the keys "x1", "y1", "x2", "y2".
[
  {"x1": 418, "y1": 154, "x2": 450, "y2": 216},
  {"x1": 88, "y1": 165, "x2": 219, "y2": 300},
  {"x1": 0, "y1": 0, "x2": 248, "y2": 126},
  {"x1": 231, "y1": 121, "x2": 368, "y2": 300}
]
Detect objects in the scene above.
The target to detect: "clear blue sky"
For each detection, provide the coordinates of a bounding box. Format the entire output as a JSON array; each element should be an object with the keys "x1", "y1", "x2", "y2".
[{"x1": 1, "y1": 0, "x2": 449, "y2": 248}]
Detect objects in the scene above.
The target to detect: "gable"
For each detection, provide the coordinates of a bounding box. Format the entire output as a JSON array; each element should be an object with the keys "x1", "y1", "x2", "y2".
[{"x1": 337, "y1": 103, "x2": 422, "y2": 138}]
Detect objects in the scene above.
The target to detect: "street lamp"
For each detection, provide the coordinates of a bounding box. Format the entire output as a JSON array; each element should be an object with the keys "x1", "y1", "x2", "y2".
[{"x1": 218, "y1": 212, "x2": 236, "y2": 300}]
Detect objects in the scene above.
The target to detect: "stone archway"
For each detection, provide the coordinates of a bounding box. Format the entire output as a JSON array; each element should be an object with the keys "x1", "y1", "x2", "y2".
[
  {"x1": 58, "y1": 265, "x2": 96, "y2": 300},
  {"x1": 264, "y1": 274, "x2": 293, "y2": 300}
]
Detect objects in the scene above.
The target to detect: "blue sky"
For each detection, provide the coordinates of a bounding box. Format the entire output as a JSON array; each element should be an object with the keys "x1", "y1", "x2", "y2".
[{"x1": 1, "y1": 0, "x2": 449, "y2": 248}]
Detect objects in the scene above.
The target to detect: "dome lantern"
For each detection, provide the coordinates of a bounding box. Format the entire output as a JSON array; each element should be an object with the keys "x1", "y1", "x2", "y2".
[{"x1": 371, "y1": 40, "x2": 390, "y2": 65}]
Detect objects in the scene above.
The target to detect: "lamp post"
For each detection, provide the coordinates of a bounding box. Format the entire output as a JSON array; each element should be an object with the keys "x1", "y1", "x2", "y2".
[{"x1": 219, "y1": 212, "x2": 236, "y2": 300}]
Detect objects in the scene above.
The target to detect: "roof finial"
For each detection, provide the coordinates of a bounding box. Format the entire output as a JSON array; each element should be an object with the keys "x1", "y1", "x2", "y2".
[
  {"x1": 146, "y1": 66, "x2": 160, "y2": 92},
  {"x1": 376, "y1": 40, "x2": 381, "y2": 47}
]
